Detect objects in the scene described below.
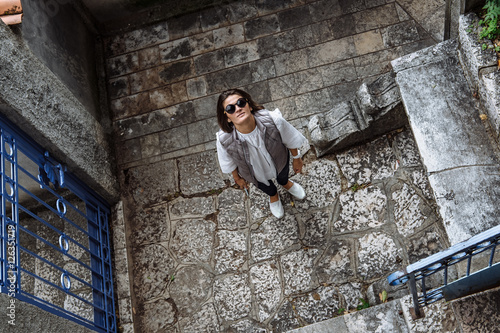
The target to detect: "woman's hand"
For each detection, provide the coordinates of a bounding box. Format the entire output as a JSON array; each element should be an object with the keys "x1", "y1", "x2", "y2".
[
  {"x1": 234, "y1": 177, "x2": 248, "y2": 190},
  {"x1": 232, "y1": 169, "x2": 248, "y2": 189},
  {"x1": 293, "y1": 157, "x2": 303, "y2": 174},
  {"x1": 289, "y1": 148, "x2": 303, "y2": 174}
]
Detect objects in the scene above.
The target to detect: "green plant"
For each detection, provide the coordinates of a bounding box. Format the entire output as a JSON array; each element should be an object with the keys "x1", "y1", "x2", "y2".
[
  {"x1": 356, "y1": 298, "x2": 370, "y2": 310},
  {"x1": 350, "y1": 183, "x2": 360, "y2": 192},
  {"x1": 479, "y1": 0, "x2": 500, "y2": 41}
]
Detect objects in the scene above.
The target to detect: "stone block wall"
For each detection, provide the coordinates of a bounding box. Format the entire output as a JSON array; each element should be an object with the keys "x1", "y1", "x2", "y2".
[
  {"x1": 0, "y1": 20, "x2": 119, "y2": 202},
  {"x1": 105, "y1": 0, "x2": 437, "y2": 169},
  {"x1": 20, "y1": 0, "x2": 108, "y2": 125}
]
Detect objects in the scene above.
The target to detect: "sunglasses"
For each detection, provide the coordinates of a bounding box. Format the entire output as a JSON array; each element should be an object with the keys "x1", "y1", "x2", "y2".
[{"x1": 225, "y1": 98, "x2": 248, "y2": 114}]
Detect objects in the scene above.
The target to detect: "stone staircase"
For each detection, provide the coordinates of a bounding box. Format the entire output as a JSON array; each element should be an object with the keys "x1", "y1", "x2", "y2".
[
  {"x1": 392, "y1": 40, "x2": 500, "y2": 247},
  {"x1": 287, "y1": 13, "x2": 500, "y2": 333}
]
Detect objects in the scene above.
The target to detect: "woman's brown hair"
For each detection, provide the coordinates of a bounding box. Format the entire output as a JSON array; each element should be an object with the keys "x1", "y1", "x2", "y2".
[{"x1": 216, "y1": 89, "x2": 265, "y2": 133}]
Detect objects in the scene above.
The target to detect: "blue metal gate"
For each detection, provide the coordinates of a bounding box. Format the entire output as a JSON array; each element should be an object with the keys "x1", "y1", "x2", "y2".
[{"x1": 0, "y1": 113, "x2": 116, "y2": 332}]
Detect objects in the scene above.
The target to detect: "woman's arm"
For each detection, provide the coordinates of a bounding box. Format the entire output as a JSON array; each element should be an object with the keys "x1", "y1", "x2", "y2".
[
  {"x1": 217, "y1": 134, "x2": 249, "y2": 190},
  {"x1": 289, "y1": 148, "x2": 303, "y2": 174},
  {"x1": 269, "y1": 109, "x2": 308, "y2": 149},
  {"x1": 216, "y1": 134, "x2": 237, "y2": 173},
  {"x1": 269, "y1": 109, "x2": 306, "y2": 174},
  {"x1": 231, "y1": 169, "x2": 249, "y2": 190}
]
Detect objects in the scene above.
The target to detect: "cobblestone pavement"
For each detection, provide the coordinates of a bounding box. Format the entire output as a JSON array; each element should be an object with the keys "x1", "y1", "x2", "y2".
[{"x1": 124, "y1": 128, "x2": 450, "y2": 332}]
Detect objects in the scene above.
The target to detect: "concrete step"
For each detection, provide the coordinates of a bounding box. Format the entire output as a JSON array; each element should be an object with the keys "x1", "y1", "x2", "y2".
[{"x1": 391, "y1": 38, "x2": 500, "y2": 246}]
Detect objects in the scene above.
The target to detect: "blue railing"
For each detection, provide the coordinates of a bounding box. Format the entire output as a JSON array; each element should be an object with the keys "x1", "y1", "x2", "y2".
[
  {"x1": 388, "y1": 224, "x2": 500, "y2": 318},
  {"x1": 0, "y1": 113, "x2": 116, "y2": 332}
]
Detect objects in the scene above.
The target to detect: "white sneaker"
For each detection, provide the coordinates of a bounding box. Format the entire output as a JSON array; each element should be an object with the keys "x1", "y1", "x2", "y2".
[
  {"x1": 269, "y1": 198, "x2": 284, "y2": 218},
  {"x1": 286, "y1": 181, "x2": 306, "y2": 200}
]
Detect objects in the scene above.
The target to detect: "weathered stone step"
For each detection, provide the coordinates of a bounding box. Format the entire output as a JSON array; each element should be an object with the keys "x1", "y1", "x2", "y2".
[
  {"x1": 286, "y1": 286, "x2": 500, "y2": 333},
  {"x1": 286, "y1": 299, "x2": 408, "y2": 333},
  {"x1": 391, "y1": 38, "x2": 500, "y2": 246}
]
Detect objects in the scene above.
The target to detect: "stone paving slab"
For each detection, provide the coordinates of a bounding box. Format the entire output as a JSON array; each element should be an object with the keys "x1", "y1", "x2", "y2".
[
  {"x1": 123, "y1": 159, "x2": 178, "y2": 206},
  {"x1": 178, "y1": 150, "x2": 226, "y2": 195}
]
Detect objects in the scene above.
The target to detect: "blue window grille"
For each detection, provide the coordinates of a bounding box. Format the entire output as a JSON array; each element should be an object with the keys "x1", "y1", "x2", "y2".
[{"x1": 0, "y1": 113, "x2": 116, "y2": 333}]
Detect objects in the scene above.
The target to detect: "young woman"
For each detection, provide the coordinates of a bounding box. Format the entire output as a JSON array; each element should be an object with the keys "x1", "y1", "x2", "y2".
[{"x1": 216, "y1": 88, "x2": 307, "y2": 218}]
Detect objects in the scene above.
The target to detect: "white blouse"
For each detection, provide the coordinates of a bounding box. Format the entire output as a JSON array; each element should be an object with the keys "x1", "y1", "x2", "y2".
[{"x1": 216, "y1": 109, "x2": 307, "y2": 185}]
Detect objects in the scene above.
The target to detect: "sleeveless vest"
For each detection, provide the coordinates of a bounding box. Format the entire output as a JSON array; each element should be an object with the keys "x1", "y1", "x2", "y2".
[{"x1": 218, "y1": 110, "x2": 288, "y2": 185}]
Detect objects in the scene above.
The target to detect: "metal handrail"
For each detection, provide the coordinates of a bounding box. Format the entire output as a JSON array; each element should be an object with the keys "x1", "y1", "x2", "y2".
[{"x1": 388, "y1": 223, "x2": 500, "y2": 318}]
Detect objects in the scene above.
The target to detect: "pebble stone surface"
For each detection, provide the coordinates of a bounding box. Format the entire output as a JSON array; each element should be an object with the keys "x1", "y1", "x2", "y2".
[{"x1": 125, "y1": 129, "x2": 452, "y2": 332}]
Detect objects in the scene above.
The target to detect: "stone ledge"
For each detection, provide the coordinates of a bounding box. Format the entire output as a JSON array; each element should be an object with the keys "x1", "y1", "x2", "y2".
[
  {"x1": 394, "y1": 44, "x2": 497, "y2": 173},
  {"x1": 308, "y1": 72, "x2": 407, "y2": 156},
  {"x1": 458, "y1": 13, "x2": 497, "y2": 83},
  {"x1": 390, "y1": 38, "x2": 459, "y2": 73}
]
